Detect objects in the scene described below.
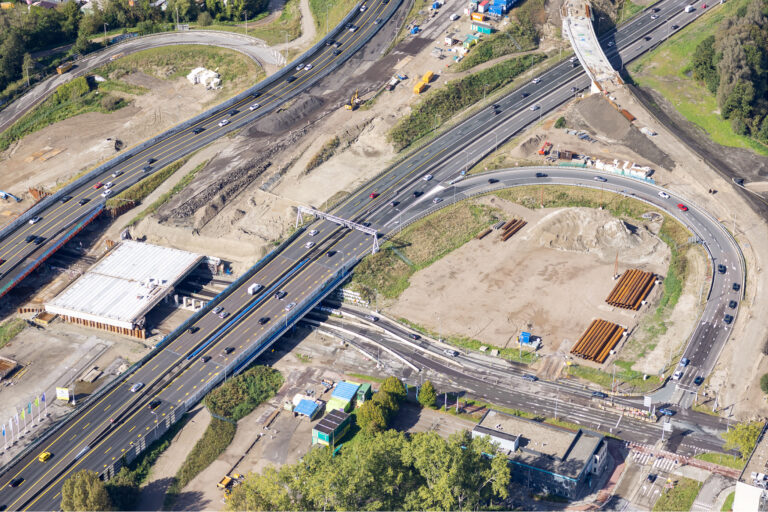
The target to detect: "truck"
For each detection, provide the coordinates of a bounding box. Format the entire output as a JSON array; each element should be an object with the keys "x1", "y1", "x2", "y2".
[
  {"x1": 570, "y1": 56, "x2": 578, "y2": 66},
  {"x1": 247, "y1": 283, "x2": 263, "y2": 295},
  {"x1": 421, "y1": 71, "x2": 434, "y2": 84},
  {"x1": 684, "y1": 4, "x2": 695, "y2": 11},
  {"x1": 385, "y1": 76, "x2": 399, "y2": 91},
  {"x1": 56, "y1": 62, "x2": 74, "y2": 74},
  {"x1": 413, "y1": 81, "x2": 427, "y2": 94}
]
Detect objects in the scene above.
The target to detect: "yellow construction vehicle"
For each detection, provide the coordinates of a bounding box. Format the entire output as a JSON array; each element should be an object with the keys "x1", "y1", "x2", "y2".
[{"x1": 345, "y1": 89, "x2": 361, "y2": 110}]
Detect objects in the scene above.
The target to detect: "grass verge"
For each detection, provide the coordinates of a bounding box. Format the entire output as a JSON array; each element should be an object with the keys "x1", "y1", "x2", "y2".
[
  {"x1": 617, "y1": 0, "x2": 644, "y2": 24},
  {"x1": 454, "y1": 22, "x2": 539, "y2": 71},
  {"x1": 309, "y1": 0, "x2": 359, "y2": 40},
  {"x1": 694, "y1": 452, "x2": 745, "y2": 470},
  {"x1": 0, "y1": 318, "x2": 26, "y2": 350},
  {"x1": 722, "y1": 491, "x2": 735, "y2": 511},
  {"x1": 243, "y1": 0, "x2": 303, "y2": 46},
  {"x1": 627, "y1": 0, "x2": 768, "y2": 156},
  {"x1": 653, "y1": 477, "x2": 702, "y2": 512},
  {"x1": 347, "y1": 372, "x2": 386, "y2": 383},
  {"x1": 306, "y1": 136, "x2": 341, "y2": 173},
  {"x1": 106, "y1": 157, "x2": 191, "y2": 210}
]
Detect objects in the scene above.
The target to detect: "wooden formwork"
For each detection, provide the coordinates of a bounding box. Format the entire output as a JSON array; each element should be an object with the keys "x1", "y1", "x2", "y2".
[
  {"x1": 500, "y1": 219, "x2": 527, "y2": 242},
  {"x1": 606, "y1": 269, "x2": 655, "y2": 310},
  {"x1": 571, "y1": 319, "x2": 625, "y2": 363}
]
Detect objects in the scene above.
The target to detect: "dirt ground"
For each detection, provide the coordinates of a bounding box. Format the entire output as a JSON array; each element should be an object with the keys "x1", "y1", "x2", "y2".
[{"x1": 389, "y1": 200, "x2": 670, "y2": 359}]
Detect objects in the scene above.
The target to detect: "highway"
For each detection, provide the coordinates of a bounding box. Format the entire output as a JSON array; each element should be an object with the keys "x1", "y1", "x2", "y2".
[
  {"x1": 0, "y1": 0, "x2": 400, "y2": 299},
  {"x1": 0, "y1": 0, "x2": 744, "y2": 508}
]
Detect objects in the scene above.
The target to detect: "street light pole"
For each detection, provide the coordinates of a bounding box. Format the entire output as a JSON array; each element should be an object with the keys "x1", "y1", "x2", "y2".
[
  {"x1": 103, "y1": 23, "x2": 108, "y2": 47},
  {"x1": 244, "y1": 11, "x2": 248, "y2": 35}
]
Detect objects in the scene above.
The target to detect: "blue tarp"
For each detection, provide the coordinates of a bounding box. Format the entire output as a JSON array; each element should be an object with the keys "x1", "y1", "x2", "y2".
[
  {"x1": 332, "y1": 381, "x2": 360, "y2": 401},
  {"x1": 295, "y1": 399, "x2": 320, "y2": 418}
]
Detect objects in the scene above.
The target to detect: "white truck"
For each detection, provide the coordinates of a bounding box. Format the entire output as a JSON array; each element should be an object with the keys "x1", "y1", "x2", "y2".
[
  {"x1": 684, "y1": 4, "x2": 695, "y2": 12},
  {"x1": 247, "y1": 283, "x2": 263, "y2": 295}
]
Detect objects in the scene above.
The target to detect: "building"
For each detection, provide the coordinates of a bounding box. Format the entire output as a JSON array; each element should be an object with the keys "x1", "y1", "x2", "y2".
[
  {"x1": 471, "y1": 21, "x2": 493, "y2": 34},
  {"x1": 45, "y1": 241, "x2": 204, "y2": 338},
  {"x1": 312, "y1": 409, "x2": 351, "y2": 447},
  {"x1": 294, "y1": 399, "x2": 322, "y2": 420},
  {"x1": 472, "y1": 410, "x2": 608, "y2": 499},
  {"x1": 327, "y1": 381, "x2": 360, "y2": 412},
  {"x1": 463, "y1": 34, "x2": 480, "y2": 48},
  {"x1": 357, "y1": 383, "x2": 372, "y2": 403}
]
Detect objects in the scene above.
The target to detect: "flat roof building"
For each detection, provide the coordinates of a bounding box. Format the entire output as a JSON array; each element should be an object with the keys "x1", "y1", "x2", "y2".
[
  {"x1": 472, "y1": 409, "x2": 608, "y2": 499},
  {"x1": 312, "y1": 409, "x2": 351, "y2": 447},
  {"x1": 46, "y1": 241, "x2": 203, "y2": 338}
]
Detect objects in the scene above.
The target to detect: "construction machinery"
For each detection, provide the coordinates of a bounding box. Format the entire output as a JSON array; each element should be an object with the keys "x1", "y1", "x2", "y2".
[
  {"x1": 538, "y1": 141, "x2": 552, "y2": 155},
  {"x1": 344, "y1": 89, "x2": 361, "y2": 110}
]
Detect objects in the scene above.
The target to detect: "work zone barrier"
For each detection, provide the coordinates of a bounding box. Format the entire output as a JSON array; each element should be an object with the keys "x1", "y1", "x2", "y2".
[
  {"x1": 605, "y1": 269, "x2": 656, "y2": 310},
  {"x1": 571, "y1": 319, "x2": 625, "y2": 363}
]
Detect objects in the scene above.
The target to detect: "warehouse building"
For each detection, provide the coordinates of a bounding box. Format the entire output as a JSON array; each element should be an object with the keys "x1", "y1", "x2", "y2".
[
  {"x1": 472, "y1": 410, "x2": 608, "y2": 499},
  {"x1": 45, "y1": 241, "x2": 203, "y2": 338}
]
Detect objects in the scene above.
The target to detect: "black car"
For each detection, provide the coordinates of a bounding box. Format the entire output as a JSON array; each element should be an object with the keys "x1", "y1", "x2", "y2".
[
  {"x1": 521, "y1": 92, "x2": 529, "y2": 98},
  {"x1": 325, "y1": 39, "x2": 335, "y2": 46},
  {"x1": 408, "y1": 333, "x2": 421, "y2": 340},
  {"x1": 143, "y1": 165, "x2": 152, "y2": 173},
  {"x1": 25, "y1": 235, "x2": 36, "y2": 243},
  {"x1": 229, "y1": 109, "x2": 238, "y2": 116},
  {"x1": 78, "y1": 198, "x2": 90, "y2": 205},
  {"x1": 390, "y1": 200, "x2": 400, "y2": 207},
  {"x1": 413, "y1": 190, "x2": 423, "y2": 197},
  {"x1": 187, "y1": 326, "x2": 199, "y2": 334},
  {"x1": 222, "y1": 347, "x2": 235, "y2": 355},
  {"x1": 693, "y1": 376, "x2": 704, "y2": 385},
  {"x1": 286, "y1": 76, "x2": 297, "y2": 83},
  {"x1": 33, "y1": 236, "x2": 45, "y2": 245},
  {"x1": 647, "y1": 474, "x2": 657, "y2": 483},
  {"x1": 9, "y1": 477, "x2": 23, "y2": 488},
  {"x1": 717, "y1": 264, "x2": 726, "y2": 274},
  {"x1": 327, "y1": 250, "x2": 336, "y2": 257},
  {"x1": 724, "y1": 314, "x2": 734, "y2": 324},
  {"x1": 193, "y1": 127, "x2": 205, "y2": 134},
  {"x1": 274, "y1": 290, "x2": 287, "y2": 300},
  {"x1": 253, "y1": 92, "x2": 262, "y2": 99},
  {"x1": 732, "y1": 282, "x2": 741, "y2": 291},
  {"x1": 60, "y1": 195, "x2": 73, "y2": 203},
  {"x1": 148, "y1": 400, "x2": 161, "y2": 410},
  {"x1": 333, "y1": 41, "x2": 342, "y2": 48},
  {"x1": 522, "y1": 374, "x2": 538, "y2": 382},
  {"x1": 488, "y1": 178, "x2": 499, "y2": 184},
  {"x1": 333, "y1": 49, "x2": 341, "y2": 55},
  {"x1": 201, "y1": 355, "x2": 211, "y2": 363},
  {"x1": 728, "y1": 300, "x2": 738, "y2": 309},
  {"x1": 147, "y1": 158, "x2": 157, "y2": 164},
  {"x1": 258, "y1": 317, "x2": 270, "y2": 325},
  {"x1": 535, "y1": 172, "x2": 547, "y2": 178},
  {"x1": 591, "y1": 391, "x2": 607, "y2": 399}
]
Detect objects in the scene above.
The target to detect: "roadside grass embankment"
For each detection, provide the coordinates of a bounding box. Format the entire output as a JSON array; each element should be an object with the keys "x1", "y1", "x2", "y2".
[
  {"x1": 195, "y1": 0, "x2": 302, "y2": 45},
  {"x1": 627, "y1": 0, "x2": 768, "y2": 156},
  {"x1": 388, "y1": 53, "x2": 546, "y2": 151},
  {"x1": 453, "y1": 20, "x2": 539, "y2": 71},
  {"x1": 106, "y1": 157, "x2": 191, "y2": 210},
  {"x1": 0, "y1": 318, "x2": 27, "y2": 350},
  {"x1": 652, "y1": 477, "x2": 702, "y2": 512},
  {"x1": 309, "y1": 0, "x2": 359, "y2": 41},
  {"x1": 163, "y1": 366, "x2": 283, "y2": 508}
]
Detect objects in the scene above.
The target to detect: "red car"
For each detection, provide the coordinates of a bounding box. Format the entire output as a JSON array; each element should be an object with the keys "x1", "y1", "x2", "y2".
[
  {"x1": 677, "y1": 203, "x2": 688, "y2": 211},
  {"x1": 93, "y1": 182, "x2": 104, "y2": 189},
  {"x1": 369, "y1": 192, "x2": 379, "y2": 199},
  {"x1": 701, "y1": 3, "x2": 707, "y2": 7}
]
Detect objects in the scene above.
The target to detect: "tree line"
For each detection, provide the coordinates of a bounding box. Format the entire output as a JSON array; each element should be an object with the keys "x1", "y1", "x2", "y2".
[{"x1": 691, "y1": 0, "x2": 768, "y2": 143}]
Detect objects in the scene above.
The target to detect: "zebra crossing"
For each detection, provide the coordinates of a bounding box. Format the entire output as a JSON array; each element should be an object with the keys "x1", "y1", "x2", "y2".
[{"x1": 631, "y1": 449, "x2": 679, "y2": 473}]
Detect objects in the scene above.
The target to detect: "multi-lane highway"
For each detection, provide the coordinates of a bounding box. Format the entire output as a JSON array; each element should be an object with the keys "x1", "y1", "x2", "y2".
[
  {"x1": 0, "y1": 0, "x2": 744, "y2": 508},
  {"x1": 0, "y1": 0, "x2": 400, "y2": 298}
]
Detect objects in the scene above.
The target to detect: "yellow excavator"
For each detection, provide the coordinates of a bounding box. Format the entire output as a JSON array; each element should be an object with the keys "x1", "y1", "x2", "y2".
[{"x1": 344, "y1": 89, "x2": 361, "y2": 110}]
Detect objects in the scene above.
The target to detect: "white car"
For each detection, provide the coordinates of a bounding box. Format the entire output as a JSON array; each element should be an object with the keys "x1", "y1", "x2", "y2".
[
  {"x1": 532, "y1": 77, "x2": 541, "y2": 84},
  {"x1": 249, "y1": 103, "x2": 260, "y2": 111},
  {"x1": 433, "y1": 197, "x2": 443, "y2": 204},
  {"x1": 422, "y1": 174, "x2": 433, "y2": 181},
  {"x1": 285, "y1": 302, "x2": 297, "y2": 311},
  {"x1": 651, "y1": 14, "x2": 659, "y2": 19},
  {"x1": 111, "y1": 170, "x2": 123, "y2": 178},
  {"x1": 104, "y1": 181, "x2": 113, "y2": 188},
  {"x1": 296, "y1": 63, "x2": 305, "y2": 71},
  {"x1": 218, "y1": 119, "x2": 229, "y2": 127},
  {"x1": 658, "y1": 191, "x2": 670, "y2": 199},
  {"x1": 308, "y1": 229, "x2": 318, "y2": 236},
  {"x1": 529, "y1": 104, "x2": 540, "y2": 111},
  {"x1": 607, "y1": 41, "x2": 615, "y2": 47},
  {"x1": 28, "y1": 216, "x2": 41, "y2": 225},
  {"x1": 349, "y1": 25, "x2": 357, "y2": 32},
  {"x1": 130, "y1": 382, "x2": 144, "y2": 392},
  {"x1": 360, "y1": 4, "x2": 366, "y2": 11},
  {"x1": 304, "y1": 63, "x2": 313, "y2": 71},
  {"x1": 102, "y1": 189, "x2": 113, "y2": 197},
  {"x1": 305, "y1": 241, "x2": 315, "y2": 248}
]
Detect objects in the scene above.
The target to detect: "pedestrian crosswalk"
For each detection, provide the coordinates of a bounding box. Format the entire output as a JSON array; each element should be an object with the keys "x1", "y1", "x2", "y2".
[{"x1": 631, "y1": 450, "x2": 679, "y2": 473}]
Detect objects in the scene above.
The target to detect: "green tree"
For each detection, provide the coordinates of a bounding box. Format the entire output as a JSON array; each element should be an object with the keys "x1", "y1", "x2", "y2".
[
  {"x1": 554, "y1": 116, "x2": 566, "y2": 129},
  {"x1": 357, "y1": 400, "x2": 388, "y2": 433},
  {"x1": 418, "y1": 380, "x2": 437, "y2": 408},
  {"x1": 722, "y1": 421, "x2": 763, "y2": 458},
  {"x1": 380, "y1": 376, "x2": 406, "y2": 400},
  {"x1": 22, "y1": 52, "x2": 34, "y2": 87},
  {"x1": 61, "y1": 470, "x2": 114, "y2": 511},
  {"x1": 226, "y1": 467, "x2": 294, "y2": 511},
  {"x1": 0, "y1": 31, "x2": 24, "y2": 92},
  {"x1": 198, "y1": 11, "x2": 213, "y2": 25},
  {"x1": 372, "y1": 389, "x2": 399, "y2": 416},
  {"x1": 761, "y1": 373, "x2": 768, "y2": 394}
]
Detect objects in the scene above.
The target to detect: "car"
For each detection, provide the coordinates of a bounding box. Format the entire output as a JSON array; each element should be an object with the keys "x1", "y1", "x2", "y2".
[
  {"x1": 274, "y1": 290, "x2": 287, "y2": 300},
  {"x1": 728, "y1": 300, "x2": 738, "y2": 309},
  {"x1": 535, "y1": 172, "x2": 547, "y2": 178},
  {"x1": 325, "y1": 39, "x2": 335, "y2": 46},
  {"x1": 252, "y1": 92, "x2": 262, "y2": 99},
  {"x1": 658, "y1": 191, "x2": 670, "y2": 199},
  {"x1": 187, "y1": 326, "x2": 199, "y2": 334},
  {"x1": 38, "y1": 452, "x2": 52, "y2": 462},
  {"x1": 349, "y1": 25, "x2": 358, "y2": 32},
  {"x1": 651, "y1": 14, "x2": 658, "y2": 19},
  {"x1": 359, "y1": 4, "x2": 366, "y2": 10},
  {"x1": 732, "y1": 282, "x2": 741, "y2": 291},
  {"x1": 677, "y1": 203, "x2": 688, "y2": 211},
  {"x1": 201, "y1": 355, "x2": 211, "y2": 363},
  {"x1": 60, "y1": 195, "x2": 73, "y2": 203},
  {"x1": 249, "y1": 103, "x2": 261, "y2": 111},
  {"x1": 143, "y1": 165, "x2": 152, "y2": 173},
  {"x1": 218, "y1": 311, "x2": 229, "y2": 319},
  {"x1": 529, "y1": 104, "x2": 540, "y2": 111},
  {"x1": 28, "y1": 216, "x2": 41, "y2": 225},
  {"x1": 130, "y1": 382, "x2": 144, "y2": 392},
  {"x1": 593, "y1": 176, "x2": 607, "y2": 182},
  {"x1": 488, "y1": 178, "x2": 499, "y2": 184},
  {"x1": 93, "y1": 182, "x2": 104, "y2": 190},
  {"x1": 193, "y1": 127, "x2": 204, "y2": 134},
  {"x1": 672, "y1": 24, "x2": 679, "y2": 29},
  {"x1": 112, "y1": 170, "x2": 123, "y2": 178},
  {"x1": 104, "y1": 181, "x2": 113, "y2": 188},
  {"x1": 147, "y1": 158, "x2": 157, "y2": 164},
  {"x1": 723, "y1": 314, "x2": 734, "y2": 324},
  {"x1": 672, "y1": 370, "x2": 683, "y2": 380},
  {"x1": 390, "y1": 200, "x2": 400, "y2": 207},
  {"x1": 33, "y1": 236, "x2": 45, "y2": 245},
  {"x1": 295, "y1": 63, "x2": 305, "y2": 71},
  {"x1": 365, "y1": 315, "x2": 379, "y2": 322},
  {"x1": 702, "y1": 3, "x2": 707, "y2": 7},
  {"x1": 647, "y1": 473, "x2": 657, "y2": 483},
  {"x1": 229, "y1": 109, "x2": 238, "y2": 116},
  {"x1": 305, "y1": 242, "x2": 315, "y2": 249},
  {"x1": 212, "y1": 306, "x2": 223, "y2": 315},
  {"x1": 258, "y1": 317, "x2": 270, "y2": 325},
  {"x1": 522, "y1": 374, "x2": 538, "y2": 382},
  {"x1": 78, "y1": 198, "x2": 90, "y2": 205},
  {"x1": 333, "y1": 49, "x2": 342, "y2": 55},
  {"x1": 304, "y1": 63, "x2": 313, "y2": 71},
  {"x1": 658, "y1": 407, "x2": 675, "y2": 416},
  {"x1": 680, "y1": 357, "x2": 690, "y2": 367},
  {"x1": 531, "y1": 77, "x2": 541, "y2": 84},
  {"x1": 444, "y1": 349, "x2": 460, "y2": 357},
  {"x1": 333, "y1": 41, "x2": 342, "y2": 48},
  {"x1": 285, "y1": 302, "x2": 296, "y2": 311},
  {"x1": 693, "y1": 376, "x2": 705, "y2": 385},
  {"x1": 9, "y1": 477, "x2": 23, "y2": 488},
  {"x1": 287, "y1": 76, "x2": 297, "y2": 82},
  {"x1": 521, "y1": 92, "x2": 529, "y2": 98},
  {"x1": 413, "y1": 190, "x2": 423, "y2": 197},
  {"x1": 308, "y1": 229, "x2": 318, "y2": 236},
  {"x1": 218, "y1": 119, "x2": 229, "y2": 127},
  {"x1": 718, "y1": 264, "x2": 727, "y2": 274},
  {"x1": 102, "y1": 189, "x2": 112, "y2": 197},
  {"x1": 148, "y1": 400, "x2": 161, "y2": 410},
  {"x1": 570, "y1": 86, "x2": 578, "y2": 93},
  {"x1": 369, "y1": 192, "x2": 379, "y2": 199},
  {"x1": 374, "y1": 17, "x2": 383, "y2": 24},
  {"x1": 422, "y1": 174, "x2": 433, "y2": 181},
  {"x1": 222, "y1": 347, "x2": 235, "y2": 355},
  {"x1": 607, "y1": 41, "x2": 615, "y2": 47},
  {"x1": 409, "y1": 333, "x2": 421, "y2": 340},
  {"x1": 433, "y1": 197, "x2": 443, "y2": 204},
  {"x1": 591, "y1": 391, "x2": 608, "y2": 399}
]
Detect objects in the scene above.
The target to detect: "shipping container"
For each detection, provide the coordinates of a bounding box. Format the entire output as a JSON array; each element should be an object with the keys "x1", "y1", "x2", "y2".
[
  {"x1": 478, "y1": 0, "x2": 489, "y2": 12},
  {"x1": 56, "y1": 62, "x2": 73, "y2": 74},
  {"x1": 471, "y1": 21, "x2": 493, "y2": 34},
  {"x1": 488, "y1": 3, "x2": 504, "y2": 14},
  {"x1": 470, "y1": 11, "x2": 485, "y2": 20},
  {"x1": 421, "y1": 70, "x2": 434, "y2": 83}
]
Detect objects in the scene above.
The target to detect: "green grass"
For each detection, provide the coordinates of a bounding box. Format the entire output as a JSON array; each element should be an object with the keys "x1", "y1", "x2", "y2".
[
  {"x1": 125, "y1": 160, "x2": 208, "y2": 226},
  {"x1": 628, "y1": 0, "x2": 768, "y2": 156},
  {"x1": 351, "y1": 200, "x2": 503, "y2": 298},
  {"x1": 347, "y1": 373, "x2": 386, "y2": 383},
  {"x1": 454, "y1": 22, "x2": 539, "y2": 71},
  {"x1": 203, "y1": 365, "x2": 283, "y2": 422},
  {"x1": 722, "y1": 491, "x2": 735, "y2": 511},
  {"x1": 0, "y1": 318, "x2": 26, "y2": 350},
  {"x1": 309, "y1": 0, "x2": 358, "y2": 40},
  {"x1": 617, "y1": 0, "x2": 644, "y2": 24},
  {"x1": 106, "y1": 157, "x2": 191, "y2": 210},
  {"x1": 241, "y1": 0, "x2": 303, "y2": 46},
  {"x1": 653, "y1": 477, "x2": 702, "y2": 512},
  {"x1": 694, "y1": 452, "x2": 745, "y2": 470},
  {"x1": 306, "y1": 136, "x2": 341, "y2": 173}
]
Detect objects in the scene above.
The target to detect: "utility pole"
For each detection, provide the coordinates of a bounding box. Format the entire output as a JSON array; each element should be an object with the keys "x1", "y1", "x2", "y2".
[
  {"x1": 244, "y1": 11, "x2": 248, "y2": 35},
  {"x1": 103, "y1": 23, "x2": 108, "y2": 47},
  {"x1": 175, "y1": 5, "x2": 179, "y2": 29}
]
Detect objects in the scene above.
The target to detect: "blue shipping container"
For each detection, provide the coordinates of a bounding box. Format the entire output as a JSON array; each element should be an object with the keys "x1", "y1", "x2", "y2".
[{"x1": 488, "y1": 3, "x2": 504, "y2": 14}]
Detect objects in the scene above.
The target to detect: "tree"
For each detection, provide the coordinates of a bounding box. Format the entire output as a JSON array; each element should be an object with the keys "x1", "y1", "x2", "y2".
[
  {"x1": 357, "y1": 400, "x2": 388, "y2": 433},
  {"x1": 226, "y1": 467, "x2": 294, "y2": 511},
  {"x1": 380, "y1": 376, "x2": 406, "y2": 401},
  {"x1": 554, "y1": 116, "x2": 566, "y2": 129},
  {"x1": 198, "y1": 11, "x2": 213, "y2": 26},
  {"x1": 0, "y1": 31, "x2": 24, "y2": 92},
  {"x1": 22, "y1": 52, "x2": 33, "y2": 87},
  {"x1": 418, "y1": 380, "x2": 437, "y2": 408},
  {"x1": 61, "y1": 470, "x2": 114, "y2": 511},
  {"x1": 722, "y1": 421, "x2": 763, "y2": 459},
  {"x1": 372, "y1": 389, "x2": 399, "y2": 415}
]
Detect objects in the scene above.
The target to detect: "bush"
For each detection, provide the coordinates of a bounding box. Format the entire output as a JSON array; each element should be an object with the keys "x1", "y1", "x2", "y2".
[
  {"x1": 454, "y1": 20, "x2": 539, "y2": 71},
  {"x1": 106, "y1": 158, "x2": 189, "y2": 209},
  {"x1": 418, "y1": 380, "x2": 437, "y2": 408},
  {"x1": 554, "y1": 116, "x2": 566, "y2": 129},
  {"x1": 198, "y1": 11, "x2": 213, "y2": 26},
  {"x1": 305, "y1": 136, "x2": 341, "y2": 173},
  {"x1": 52, "y1": 76, "x2": 90, "y2": 105},
  {"x1": 100, "y1": 94, "x2": 123, "y2": 111},
  {"x1": 761, "y1": 374, "x2": 768, "y2": 395},
  {"x1": 204, "y1": 365, "x2": 284, "y2": 421}
]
